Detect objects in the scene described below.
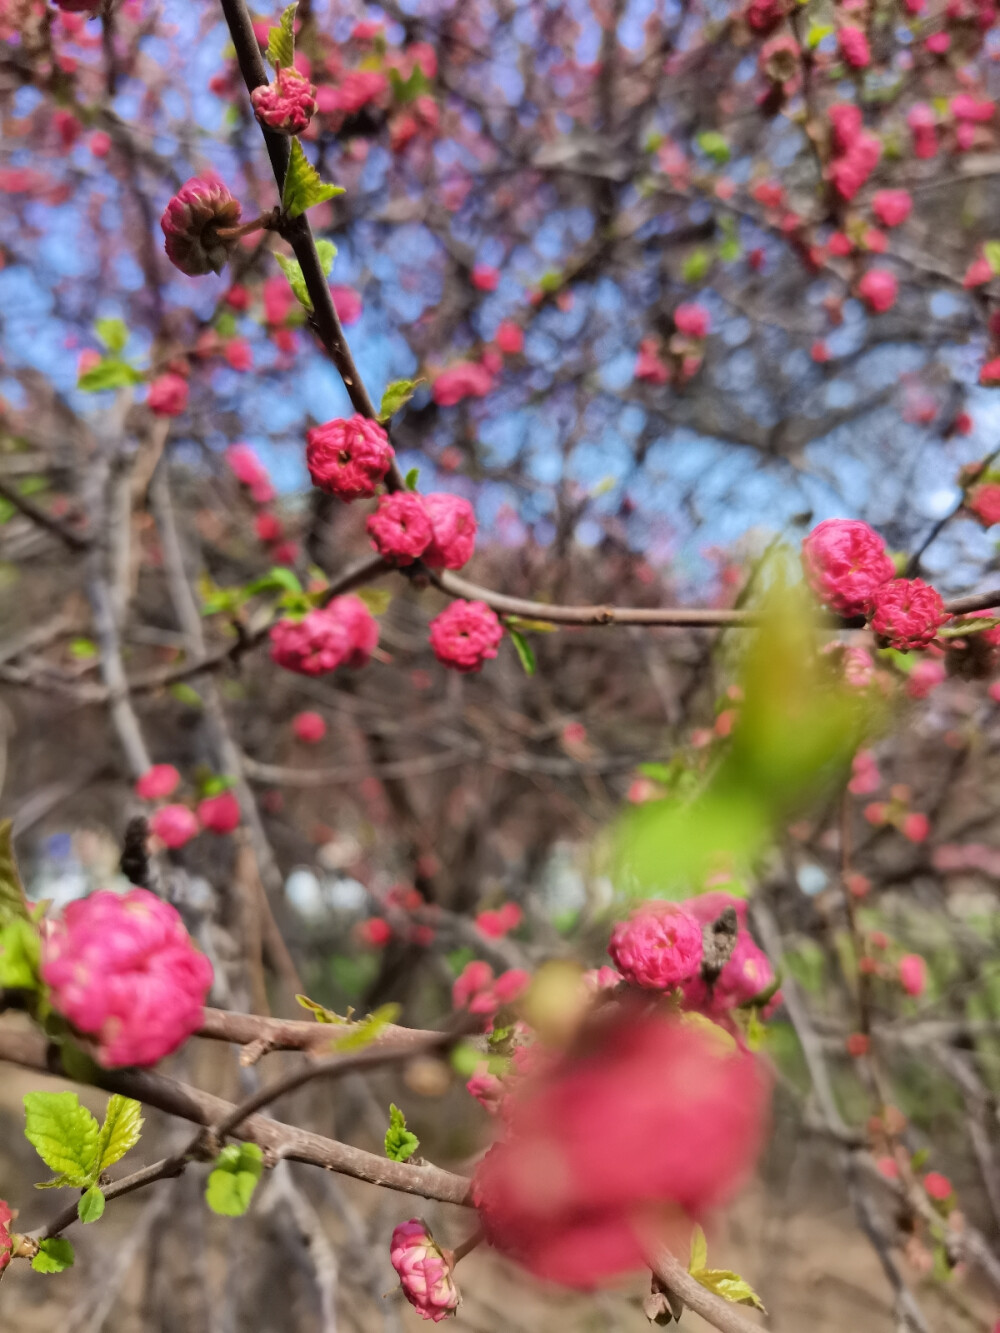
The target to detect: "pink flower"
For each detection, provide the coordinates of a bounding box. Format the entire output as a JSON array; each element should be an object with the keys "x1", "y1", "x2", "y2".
[
  {"x1": 453, "y1": 960, "x2": 494, "y2": 1010},
  {"x1": 744, "y1": 0, "x2": 788, "y2": 34},
  {"x1": 251, "y1": 66, "x2": 317, "y2": 135},
  {"x1": 811, "y1": 340, "x2": 831, "y2": 363},
  {"x1": 901, "y1": 812, "x2": 930, "y2": 843},
  {"x1": 149, "y1": 804, "x2": 200, "y2": 849},
  {"x1": 321, "y1": 69, "x2": 389, "y2": 115},
  {"x1": 197, "y1": 790, "x2": 241, "y2": 834},
  {"x1": 907, "y1": 659, "x2": 946, "y2": 698},
  {"x1": 367, "y1": 492, "x2": 434, "y2": 564},
  {"x1": 952, "y1": 93, "x2": 994, "y2": 122},
  {"x1": 292, "y1": 710, "x2": 326, "y2": 743},
  {"x1": 467, "y1": 1069, "x2": 506, "y2": 1113},
  {"x1": 635, "y1": 338, "x2": 669, "y2": 385},
  {"x1": 849, "y1": 749, "x2": 881, "y2": 795},
  {"x1": 871, "y1": 190, "x2": 912, "y2": 228},
  {"x1": 923, "y1": 1171, "x2": 953, "y2": 1201},
  {"x1": 829, "y1": 103, "x2": 863, "y2": 152},
  {"x1": 869, "y1": 578, "x2": 948, "y2": 649},
  {"x1": 838, "y1": 25, "x2": 871, "y2": 66},
  {"x1": 41, "y1": 888, "x2": 213, "y2": 1067},
  {"x1": 683, "y1": 929, "x2": 778, "y2": 1017},
  {"x1": 264, "y1": 275, "x2": 295, "y2": 327},
  {"x1": 357, "y1": 917, "x2": 392, "y2": 947},
  {"x1": 306, "y1": 415, "x2": 393, "y2": 500},
  {"x1": 674, "y1": 302, "x2": 710, "y2": 339},
  {"x1": 899, "y1": 953, "x2": 927, "y2": 996},
  {"x1": 472, "y1": 1007, "x2": 770, "y2": 1287},
  {"x1": 135, "y1": 763, "x2": 181, "y2": 801},
  {"x1": 428, "y1": 600, "x2": 503, "y2": 672},
  {"x1": 0, "y1": 1199, "x2": 12, "y2": 1272},
  {"x1": 223, "y1": 339, "x2": 253, "y2": 372},
  {"x1": 857, "y1": 269, "x2": 898, "y2": 314},
  {"x1": 160, "y1": 177, "x2": 242, "y2": 277},
  {"x1": 969, "y1": 483, "x2": 1000, "y2": 526},
  {"x1": 225, "y1": 284, "x2": 250, "y2": 311},
  {"x1": 225, "y1": 443, "x2": 270, "y2": 490},
  {"x1": 981, "y1": 358, "x2": 1000, "y2": 387},
  {"x1": 254, "y1": 511, "x2": 283, "y2": 544},
  {"x1": 331, "y1": 285, "x2": 362, "y2": 325},
  {"x1": 476, "y1": 903, "x2": 523, "y2": 938},
  {"x1": 89, "y1": 130, "x2": 111, "y2": 158},
  {"x1": 431, "y1": 362, "x2": 494, "y2": 407},
  {"x1": 148, "y1": 372, "x2": 189, "y2": 417},
  {"x1": 608, "y1": 901, "x2": 704, "y2": 990},
  {"x1": 389, "y1": 1220, "x2": 460, "y2": 1323},
  {"x1": 907, "y1": 104, "x2": 938, "y2": 158},
  {"x1": 495, "y1": 321, "x2": 524, "y2": 355},
  {"x1": 270, "y1": 596, "x2": 379, "y2": 675},
  {"x1": 423, "y1": 493, "x2": 477, "y2": 570},
  {"x1": 472, "y1": 264, "x2": 500, "y2": 292},
  {"x1": 802, "y1": 518, "x2": 896, "y2": 615}
]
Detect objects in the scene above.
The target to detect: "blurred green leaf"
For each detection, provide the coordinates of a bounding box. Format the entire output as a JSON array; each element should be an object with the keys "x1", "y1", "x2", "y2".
[
  {"x1": 331, "y1": 1003, "x2": 400, "y2": 1051},
  {"x1": 984, "y1": 240, "x2": 1000, "y2": 275},
  {"x1": 681, "y1": 249, "x2": 712, "y2": 283},
  {"x1": 266, "y1": 3, "x2": 296, "y2": 68},
  {"x1": 508, "y1": 627, "x2": 536, "y2": 676},
  {"x1": 0, "y1": 820, "x2": 30, "y2": 926},
  {"x1": 94, "y1": 317, "x2": 129, "y2": 354},
  {"x1": 696, "y1": 130, "x2": 730, "y2": 164},
  {"x1": 78, "y1": 359, "x2": 144, "y2": 392},
  {"x1": 388, "y1": 63, "x2": 431, "y2": 104},
  {"x1": 379, "y1": 379, "x2": 423, "y2": 423},
  {"x1": 68, "y1": 638, "x2": 97, "y2": 660},
  {"x1": 0, "y1": 916, "x2": 40, "y2": 990},
  {"x1": 206, "y1": 1142, "x2": 264, "y2": 1217}
]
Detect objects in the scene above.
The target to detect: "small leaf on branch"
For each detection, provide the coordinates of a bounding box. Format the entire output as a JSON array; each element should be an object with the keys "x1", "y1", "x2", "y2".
[
  {"x1": 205, "y1": 1142, "x2": 264, "y2": 1217},
  {"x1": 77, "y1": 359, "x2": 145, "y2": 392},
  {"x1": 295, "y1": 992, "x2": 348, "y2": 1023},
  {"x1": 404, "y1": 466, "x2": 420, "y2": 490},
  {"x1": 96, "y1": 1095, "x2": 144, "y2": 1172},
  {"x1": 94, "y1": 317, "x2": 129, "y2": 354},
  {"x1": 379, "y1": 378, "x2": 423, "y2": 423},
  {"x1": 31, "y1": 1238, "x2": 75, "y2": 1273},
  {"x1": 78, "y1": 1184, "x2": 105, "y2": 1224},
  {"x1": 330, "y1": 1002, "x2": 400, "y2": 1051},
  {"x1": 696, "y1": 130, "x2": 730, "y2": 164},
  {"x1": 355, "y1": 587, "x2": 393, "y2": 615},
  {"x1": 0, "y1": 820, "x2": 30, "y2": 926},
  {"x1": 24, "y1": 1092, "x2": 100, "y2": 1188},
  {"x1": 689, "y1": 1223, "x2": 708, "y2": 1273},
  {"x1": 681, "y1": 248, "x2": 712, "y2": 283},
  {"x1": 274, "y1": 240, "x2": 337, "y2": 311},
  {"x1": 387, "y1": 64, "x2": 431, "y2": 105},
  {"x1": 983, "y1": 240, "x2": 1000, "y2": 275},
  {"x1": 0, "y1": 916, "x2": 41, "y2": 990},
  {"x1": 245, "y1": 566, "x2": 303, "y2": 598},
  {"x1": 282, "y1": 140, "x2": 345, "y2": 220},
  {"x1": 689, "y1": 1266, "x2": 766, "y2": 1312},
  {"x1": 384, "y1": 1103, "x2": 420, "y2": 1162},
  {"x1": 507, "y1": 626, "x2": 536, "y2": 676},
  {"x1": 266, "y1": 3, "x2": 297, "y2": 69}
]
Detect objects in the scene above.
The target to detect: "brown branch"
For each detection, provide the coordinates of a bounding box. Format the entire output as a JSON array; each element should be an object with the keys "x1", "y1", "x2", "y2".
[
  {"x1": 0, "y1": 476, "x2": 91, "y2": 552},
  {"x1": 648, "y1": 1249, "x2": 764, "y2": 1333}
]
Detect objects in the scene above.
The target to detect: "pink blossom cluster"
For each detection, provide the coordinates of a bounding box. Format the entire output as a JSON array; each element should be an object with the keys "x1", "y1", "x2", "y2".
[
  {"x1": 827, "y1": 104, "x2": 881, "y2": 201},
  {"x1": 292, "y1": 710, "x2": 327, "y2": 743},
  {"x1": 869, "y1": 578, "x2": 948, "y2": 649},
  {"x1": 148, "y1": 371, "x2": 189, "y2": 417},
  {"x1": 452, "y1": 960, "x2": 530, "y2": 1015},
  {"x1": 907, "y1": 103, "x2": 938, "y2": 159},
  {"x1": 472, "y1": 1005, "x2": 770, "y2": 1286},
  {"x1": 251, "y1": 67, "x2": 317, "y2": 134},
  {"x1": 366, "y1": 491, "x2": 477, "y2": 569},
  {"x1": 801, "y1": 518, "x2": 896, "y2": 615},
  {"x1": 270, "y1": 596, "x2": 379, "y2": 675},
  {"x1": 306, "y1": 415, "x2": 394, "y2": 500},
  {"x1": 608, "y1": 901, "x2": 704, "y2": 990},
  {"x1": 871, "y1": 189, "x2": 912, "y2": 228},
  {"x1": 968, "y1": 481, "x2": 1000, "y2": 527},
  {"x1": 476, "y1": 902, "x2": 523, "y2": 938},
  {"x1": 431, "y1": 361, "x2": 495, "y2": 406},
  {"x1": 389, "y1": 1220, "x2": 460, "y2": 1323},
  {"x1": 838, "y1": 25, "x2": 871, "y2": 67},
  {"x1": 857, "y1": 269, "x2": 898, "y2": 314},
  {"x1": 41, "y1": 888, "x2": 213, "y2": 1068},
  {"x1": 225, "y1": 444, "x2": 276, "y2": 505},
  {"x1": 428, "y1": 600, "x2": 504, "y2": 672}
]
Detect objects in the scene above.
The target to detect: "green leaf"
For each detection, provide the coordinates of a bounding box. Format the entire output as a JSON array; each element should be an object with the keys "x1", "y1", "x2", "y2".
[
  {"x1": 388, "y1": 63, "x2": 431, "y2": 105},
  {"x1": 449, "y1": 1041, "x2": 483, "y2": 1078},
  {"x1": 282, "y1": 139, "x2": 345, "y2": 220},
  {"x1": 384, "y1": 1103, "x2": 419, "y2": 1162},
  {"x1": 331, "y1": 1002, "x2": 400, "y2": 1052},
  {"x1": 245, "y1": 566, "x2": 303, "y2": 598},
  {"x1": 24, "y1": 1092, "x2": 100, "y2": 1188},
  {"x1": 379, "y1": 378, "x2": 423, "y2": 423},
  {"x1": 78, "y1": 1185, "x2": 105, "y2": 1224},
  {"x1": 205, "y1": 1142, "x2": 264, "y2": 1217},
  {"x1": 94, "y1": 317, "x2": 129, "y2": 354},
  {"x1": 681, "y1": 249, "x2": 712, "y2": 283},
  {"x1": 0, "y1": 916, "x2": 41, "y2": 990},
  {"x1": 77, "y1": 359, "x2": 144, "y2": 392},
  {"x1": 295, "y1": 993, "x2": 347, "y2": 1024},
  {"x1": 404, "y1": 467, "x2": 420, "y2": 490},
  {"x1": 689, "y1": 1224, "x2": 708, "y2": 1273},
  {"x1": 508, "y1": 627, "x2": 536, "y2": 676},
  {"x1": 0, "y1": 820, "x2": 30, "y2": 926},
  {"x1": 69, "y1": 637, "x2": 97, "y2": 660},
  {"x1": 984, "y1": 240, "x2": 1000, "y2": 276},
  {"x1": 806, "y1": 21, "x2": 834, "y2": 46},
  {"x1": 31, "y1": 1238, "x2": 74, "y2": 1273},
  {"x1": 696, "y1": 130, "x2": 730, "y2": 164},
  {"x1": 274, "y1": 240, "x2": 337, "y2": 312},
  {"x1": 689, "y1": 1267, "x2": 766, "y2": 1312},
  {"x1": 266, "y1": 2, "x2": 296, "y2": 69},
  {"x1": 354, "y1": 586, "x2": 393, "y2": 615},
  {"x1": 169, "y1": 683, "x2": 203, "y2": 709},
  {"x1": 96, "y1": 1095, "x2": 144, "y2": 1172}
]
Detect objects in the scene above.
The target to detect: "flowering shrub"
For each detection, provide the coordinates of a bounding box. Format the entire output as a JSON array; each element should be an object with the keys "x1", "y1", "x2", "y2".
[{"x1": 41, "y1": 889, "x2": 214, "y2": 1067}]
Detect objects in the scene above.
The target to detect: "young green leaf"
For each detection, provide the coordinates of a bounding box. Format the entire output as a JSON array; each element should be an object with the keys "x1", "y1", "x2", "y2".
[
  {"x1": 331, "y1": 1003, "x2": 401, "y2": 1051},
  {"x1": 354, "y1": 586, "x2": 393, "y2": 615},
  {"x1": 94, "y1": 317, "x2": 129, "y2": 354},
  {"x1": 378, "y1": 378, "x2": 423, "y2": 423},
  {"x1": 983, "y1": 240, "x2": 1000, "y2": 275},
  {"x1": 205, "y1": 1142, "x2": 264, "y2": 1217},
  {"x1": 0, "y1": 819, "x2": 30, "y2": 926},
  {"x1": 77, "y1": 359, "x2": 145, "y2": 392},
  {"x1": 96, "y1": 1095, "x2": 144, "y2": 1172},
  {"x1": 78, "y1": 1185, "x2": 106, "y2": 1224},
  {"x1": 0, "y1": 917, "x2": 41, "y2": 990},
  {"x1": 689, "y1": 1223, "x2": 708, "y2": 1273},
  {"x1": 245, "y1": 566, "x2": 304, "y2": 598},
  {"x1": 24, "y1": 1092, "x2": 100, "y2": 1187},
  {"x1": 295, "y1": 992, "x2": 347, "y2": 1023},
  {"x1": 696, "y1": 130, "x2": 730, "y2": 164},
  {"x1": 266, "y1": 2, "x2": 297, "y2": 69},
  {"x1": 404, "y1": 467, "x2": 420, "y2": 490},
  {"x1": 384, "y1": 1103, "x2": 419, "y2": 1163},
  {"x1": 31, "y1": 1238, "x2": 75, "y2": 1273},
  {"x1": 274, "y1": 240, "x2": 337, "y2": 311},
  {"x1": 387, "y1": 64, "x2": 431, "y2": 105},
  {"x1": 282, "y1": 140, "x2": 345, "y2": 220},
  {"x1": 690, "y1": 1267, "x2": 766, "y2": 1312},
  {"x1": 507, "y1": 626, "x2": 536, "y2": 676}
]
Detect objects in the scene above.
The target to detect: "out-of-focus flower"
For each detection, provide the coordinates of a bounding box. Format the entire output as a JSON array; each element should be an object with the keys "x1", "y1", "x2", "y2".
[
  {"x1": 136, "y1": 764, "x2": 181, "y2": 801},
  {"x1": 150, "y1": 804, "x2": 200, "y2": 849},
  {"x1": 197, "y1": 790, "x2": 241, "y2": 834},
  {"x1": 270, "y1": 596, "x2": 379, "y2": 675},
  {"x1": 429, "y1": 601, "x2": 503, "y2": 673},
  {"x1": 608, "y1": 901, "x2": 704, "y2": 990},
  {"x1": 802, "y1": 519, "x2": 895, "y2": 615}
]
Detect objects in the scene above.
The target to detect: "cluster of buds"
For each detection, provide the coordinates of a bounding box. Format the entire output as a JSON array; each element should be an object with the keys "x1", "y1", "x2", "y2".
[{"x1": 161, "y1": 177, "x2": 243, "y2": 277}]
